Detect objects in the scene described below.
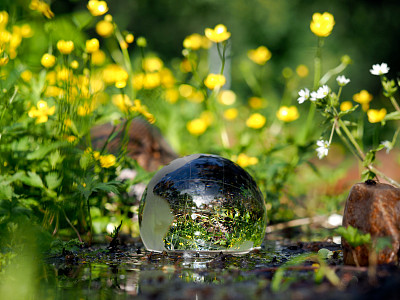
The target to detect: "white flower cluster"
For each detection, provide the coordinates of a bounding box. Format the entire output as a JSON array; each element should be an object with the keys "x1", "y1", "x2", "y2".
[{"x1": 316, "y1": 139, "x2": 330, "y2": 159}]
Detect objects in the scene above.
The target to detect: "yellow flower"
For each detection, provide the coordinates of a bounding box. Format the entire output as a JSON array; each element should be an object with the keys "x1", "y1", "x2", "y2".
[
  {"x1": 276, "y1": 106, "x2": 299, "y2": 122},
  {"x1": 57, "y1": 40, "x2": 74, "y2": 55},
  {"x1": 367, "y1": 108, "x2": 387, "y2": 123},
  {"x1": 125, "y1": 33, "x2": 134, "y2": 43},
  {"x1": 91, "y1": 49, "x2": 106, "y2": 66},
  {"x1": 99, "y1": 154, "x2": 116, "y2": 168},
  {"x1": 353, "y1": 90, "x2": 373, "y2": 111},
  {"x1": 112, "y1": 94, "x2": 132, "y2": 113},
  {"x1": 102, "y1": 64, "x2": 128, "y2": 87},
  {"x1": 340, "y1": 101, "x2": 353, "y2": 112},
  {"x1": 44, "y1": 86, "x2": 64, "y2": 98},
  {"x1": 29, "y1": 0, "x2": 54, "y2": 19},
  {"x1": 236, "y1": 153, "x2": 258, "y2": 168},
  {"x1": 142, "y1": 57, "x2": 163, "y2": 72},
  {"x1": 70, "y1": 60, "x2": 79, "y2": 69},
  {"x1": 0, "y1": 57, "x2": 9, "y2": 66},
  {"x1": 247, "y1": 46, "x2": 271, "y2": 65},
  {"x1": 56, "y1": 67, "x2": 71, "y2": 82},
  {"x1": 296, "y1": 65, "x2": 309, "y2": 78},
  {"x1": 183, "y1": 33, "x2": 203, "y2": 50},
  {"x1": 96, "y1": 20, "x2": 114, "y2": 37},
  {"x1": 200, "y1": 110, "x2": 213, "y2": 126},
  {"x1": 87, "y1": 0, "x2": 108, "y2": 16},
  {"x1": 20, "y1": 24, "x2": 33, "y2": 38},
  {"x1": 160, "y1": 68, "x2": 175, "y2": 88},
  {"x1": 204, "y1": 73, "x2": 226, "y2": 90},
  {"x1": 164, "y1": 88, "x2": 179, "y2": 103},
  {"x1": 248, "y1": 97, "x2": 266, "y2": 109},
  {"x1": 204, "y1": 24, "x2": 231, "y2": 43},
  {"x1": 187, "y1": 118, "x2": 208, "y2": 136},
  {"x1": 119, "y1": 40, "x2": 128, "y2": 49},
  {"x1": 246, "y1": 113, "x2": 266, "y2": 129},
  {"x1": 0, "y1": 11, "x2": 9, "y2": 28},
  {"x1": 66, "y1": 135, "x2": 77, "y2": 143},
  {"x1": 224, "y1": 108, "x2": 238, "y2": 120},
  {"x1": 310, "y1": 12, "x2": 335, "y2": 37},
  {"x1": 86, "y1": 38, "x2": 100, "y2": 53},
  {"x1": 41, "y1": 53, "x2": 56, "y2": 68},
  {"x1": 218, "y1": 90, "x2": 236, "y2": 105},
  {"x1": 20, "y1": 70, "x2": 32, "y2": 82},
  {"x1": 78, "y1": 103, "x2": 95, "y2": 116},
  {"x1": 28, "y1": 100, "x2": 55, "y2": 124}
]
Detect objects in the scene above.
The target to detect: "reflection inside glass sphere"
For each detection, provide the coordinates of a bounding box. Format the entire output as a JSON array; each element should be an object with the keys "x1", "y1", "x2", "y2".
[{"x1": 139, "y1": 154, "x2": 267, "y2": 254}]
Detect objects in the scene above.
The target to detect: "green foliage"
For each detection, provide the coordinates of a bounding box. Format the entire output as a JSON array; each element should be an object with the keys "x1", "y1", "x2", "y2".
[{"x1": 335, "y1": 226, "x2": 371, "y2": 248}]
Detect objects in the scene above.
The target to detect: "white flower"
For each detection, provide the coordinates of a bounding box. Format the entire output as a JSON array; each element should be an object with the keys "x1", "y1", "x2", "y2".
[
  {"x1": 336, "y1": 75, "x2": 350, "y2": 86},
  {"x1": 380, "y1": 140, "x2": 392, "y2": 153},
  {"x1": 316, "y1": 139, "x2": 330, "y2": 159},
  {"x1": 311, "y1": 85, "x2": 330, "y2": 101},
  {"x1": 370, "y1": 63, "x2": 390, "y2": 76},
  {"x1": 297, "y1": 88, "x2": 310, "y2": 104}
]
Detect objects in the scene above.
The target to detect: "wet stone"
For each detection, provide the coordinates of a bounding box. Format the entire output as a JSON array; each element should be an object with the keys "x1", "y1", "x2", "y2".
[
  {"x1": 342, "y1": 181, "x2": 400, "y2": 266},
  {"x1": 139, "y1": 154, "x2": 267, "y2": 254}
]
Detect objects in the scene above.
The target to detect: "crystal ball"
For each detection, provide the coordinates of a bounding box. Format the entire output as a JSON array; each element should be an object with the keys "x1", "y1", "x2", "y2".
[{"x1": 138, "y1": 154, "x2": 267, "y2": 253}]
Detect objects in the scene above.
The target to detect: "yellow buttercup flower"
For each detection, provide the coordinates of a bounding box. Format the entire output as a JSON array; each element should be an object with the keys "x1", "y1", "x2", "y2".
[
  {"x1": 223, "y1": 108, "x2": 238, "y2": 120},
  {"x1": 187, "y1": 118, "x2": 208, "y2": 136},
  {"x1": 183, "y1": 33, "x2": 203, "y2": 50},
  {"x1": 0, "y1": 11, "x2": 9, "y2": 28},
  {"x1": 99, "y1": 154, "x2": 116, "y2": 168},
  {"x1": 57, "y1": 40, "x2": 74, "y2": 55},
  {"x1": 70, "y1": 60, "x2": 79, "y2": 69},
  {"x1": 86, "y1": 38, "x2": 100, "y2": 53},
  {"x1": 96, "y1": 20, "x2": 114, "y2": 37},
  {"x1": 91, "y1": 49, "x2": 106, "y2": 65},
  {"x1": 0, "y1": 57, "x2": 9, "y2": 66},
  {"x1": 87, "y1": 0, "x2": 108, "y2": 16},
  {"x1": 205, "y1": 24, "x2": 231, "y2": 43},
  {"x1": 340, "y1": 101, "x2": 353, "y2": 112},
  {"x1": 310, "y1": 12, "x2": 335, "y2": 37},
  {"x1": 142, "y1": 57, "x2": 163, "y2": 72},
  {"x1": 28, "y1": 100, "x2": 55, "y2": 124},
  {"x1": 247, "y1": 46, "x2": 271, "y2": 65},
  {"x1": 20, "y1": 70, "x2": 32, "y2": 82},
  {"x1": 164, "y1": 88, "x2": 179, "y2": 103},
  {"x1": 236, "y1": 153, "x2": 258, "y2": 168},
  {"x1": 367, "y1": 108, "x2": 386, "y2": 123},
  {"x1": 246, "y1": 113, "x2": 266, "y2": 129},
  {"x1": 30, "y1": 0, "x2": 54, "y2": 19},
  {"x1": 125, "y1": 33, "x2": 134, "y2": 43},
  {"x1": 353, "y1": 90, "x2": 373, "y2": 111},
  {"x1": 41, "y1": 53, "x2": 56, "y2": 68},
  {"x1": 112, "y1": 94, "x2": 133, "y2": 113},
  {"x1": 276, "y1": 106, "x2": 299, "y2": 122},
  {"x1": 66, "y1": 135, "x2": 77, "y2": 143},
  {"x1": 204, "y1": 73, "x2": 226, "y2": 90}
]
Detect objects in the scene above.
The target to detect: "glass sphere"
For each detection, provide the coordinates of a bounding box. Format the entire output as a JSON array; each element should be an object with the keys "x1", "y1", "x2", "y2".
[{"x1": 139, "y1": 154, "x2": 267, "y2": 254}]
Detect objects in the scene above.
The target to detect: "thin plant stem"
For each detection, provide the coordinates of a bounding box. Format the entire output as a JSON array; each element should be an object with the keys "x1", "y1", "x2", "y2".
[
  {"x1": 389, "y1": 95, "x2": 400, "y2": 112},
  {"x1": 337, "y1": 118, "x2": 365, "y2": 160},
  {"x1": 63, "y1": 209, "x2": 83, "y2": 243}
]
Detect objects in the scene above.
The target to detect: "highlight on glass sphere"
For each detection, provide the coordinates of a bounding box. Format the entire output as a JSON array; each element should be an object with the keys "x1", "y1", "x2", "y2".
[{"x1": 138, "y1": 154, "x2": 267, "y2": 254}]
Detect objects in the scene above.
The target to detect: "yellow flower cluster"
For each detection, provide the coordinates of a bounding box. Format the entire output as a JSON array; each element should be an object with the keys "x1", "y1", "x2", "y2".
[
  {"x1": 112, "y1": 95, "x2": 155, "y2": 123},
  {"x1": 276, "y1": 106, "x2": 299, "y2": 122},
  {"x1": 204, "y1": 74, "x2": 226, "y2": 90},
  {"x1": 86, "y1": 148, "x2": 116, "y2": 168},
  {"x1": 183, "y1": 33, "x2": 211, "y2": 50},
  {"x1": 353, "y1": 90, "x2": 373, "y2": 111},
  {"x1": 103, "y1": 64, "x2": 129, "y2": 88},
  {"x1": 178, "y1": 84, "x2": 204, "y2": 103},
  {"x1": 133, "y1": 58, "x2": 175, "y2": 91},
  {"x1": 0, "y1": 11, "x2": 32, "y2": 65},
  {"x1": 310, "y1": 12, "x2": 335, "y2": 37},
  {"x1": 205, "y1": 24, "x2": 231, "y2": 43},
  {"x1": 234, "y1": 153, "x2": 259, "y2": 168},
  {"x1": 57, "y1": 40, "x2": 74, "y2": 55},
  {"x1": 186, "y1": 111, "x2": 213, "y2": 136},
  {"x1": 87, "y1": 0, "x2": 108, "y2": 17},
  {"x1": 28, "y1": 100, "x2": 55, "y2": 124},
  {"x1": 247, "y1": 46, "x2": 272, "y2": 65}
]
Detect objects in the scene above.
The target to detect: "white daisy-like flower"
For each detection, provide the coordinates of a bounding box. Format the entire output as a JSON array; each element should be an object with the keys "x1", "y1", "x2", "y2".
[
  {"x1": 316, "y1": 139, "x2": 330, "y2": 159},
  {"x1": 336, "y1": 75, "x2": 350, "y2": 86},
  {"x1": 370, "y1": 63, "x2": 390, "y2": 76},
  {"x1": 297, "y1": 88, "x2": 310, "y2": 104},
  {"x1": 311, "y1": 85, "x2": 330, "y2": 101}
]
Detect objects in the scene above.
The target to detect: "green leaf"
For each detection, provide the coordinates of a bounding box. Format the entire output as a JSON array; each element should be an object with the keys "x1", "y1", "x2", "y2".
[
  {"x1": 27, "y1": 141, "x2": 69, "y2": 160},
  {"x1": 0, "y1": 182, "x2": 13, "y2": 200},
  {"x1": 335, "y1": 225, "x2": 371, "y2": 248},
  {"x1": 16, "y1": 171, "x2": 44, "y2": 188},
  {"x1": 49, "y1": 150, "x2": 64, "y2": 169},
  {"x1": 338, "y1": 104, "x2": 359, "y2": 118},
  {"x1": 363, "y1": 150, "x2": 376, "y2": 167},
  {"x1": 45, "y1": 173, "x2": 63, "y2": 190},
  {"x1": 384, "y1": 111, "x2": 400, "y2": 121}
]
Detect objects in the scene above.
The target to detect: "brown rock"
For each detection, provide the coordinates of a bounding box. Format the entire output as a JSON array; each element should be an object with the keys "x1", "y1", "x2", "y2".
[
  {"x1": 91, "y1": 118, "x2": 178, "y2": 172},
  {"x1": 342, "y1": 181, "x2": 400, "y2": 266}
]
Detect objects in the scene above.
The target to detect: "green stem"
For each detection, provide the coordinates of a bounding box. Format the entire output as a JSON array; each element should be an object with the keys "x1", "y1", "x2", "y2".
[
  {"x1": 389, "y1": 96, "x2": 400, "y2": 112},
  {"x1": 337, "y1": 118, "x2": 365, "y2": 160}
]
